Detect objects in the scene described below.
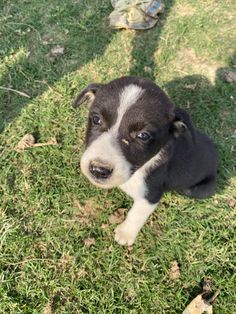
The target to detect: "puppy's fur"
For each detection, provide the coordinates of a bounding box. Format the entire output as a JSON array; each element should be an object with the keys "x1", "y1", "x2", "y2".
[{"x1": 73, "y1": 76, "x2": 218, "y2": 245}]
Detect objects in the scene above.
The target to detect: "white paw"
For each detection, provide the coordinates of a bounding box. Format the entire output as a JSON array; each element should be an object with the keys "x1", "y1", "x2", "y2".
[{"x1": 114, "y1": 222, "x2": 138, "y2": 246}]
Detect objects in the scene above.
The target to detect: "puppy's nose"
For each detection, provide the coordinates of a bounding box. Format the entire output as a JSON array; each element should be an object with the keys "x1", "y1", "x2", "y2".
[{"x1": 89, "y1": 161, "x2": 113, "y2": 180}]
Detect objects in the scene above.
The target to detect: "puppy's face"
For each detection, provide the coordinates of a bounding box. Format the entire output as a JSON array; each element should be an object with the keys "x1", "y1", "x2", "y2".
[{"x1": 73, "y1": 77, "x2": 176, "y2": 188}]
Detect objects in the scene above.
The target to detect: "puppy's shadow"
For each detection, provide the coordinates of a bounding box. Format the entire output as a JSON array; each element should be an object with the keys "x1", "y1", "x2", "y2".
[
  {"x1": 164, "y1": 63, "x2": 236, "y2": 191},
  {"x1": 129, "y1": 0, "x2": 175, "y2": 80}
]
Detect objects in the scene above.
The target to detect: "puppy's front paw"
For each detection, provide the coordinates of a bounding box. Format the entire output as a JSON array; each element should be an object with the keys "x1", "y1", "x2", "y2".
[{"x1": 114, "y1": 222, "x2": 138, "y2": 246}]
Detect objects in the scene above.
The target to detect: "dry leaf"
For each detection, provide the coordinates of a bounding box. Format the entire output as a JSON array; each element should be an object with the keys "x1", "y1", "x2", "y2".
[
  {"x1": 227, "y1": 198, "x2": 236, "y2": 208},
  {"x1": 50, "y1": 46, "x2": 64, "y2": 56},
  {"x1": 184, "y1": 83, "x2": 197, "y2": 90},
  {"x1": 15, "y1": 134, "x2": 35, "y2": 151},
  {"x1": 108, "y1": 208, "x2": 126, "y2": 224},
  {"x1": 183, "y1": 277, "x2": 219, "y2": 314},
  {"x1": 169, "y1": 260, "x2": 180, "y2": 280},
  {"x1": 223, "y1": 70, "x2": 236, "y2": 83},
  {"x1": 46, "y1": 46, "x2": 65, "y2": 61},
  {"x1": 183, "y1": 294, "x2": 213, "y2": 314},
  {"x1": 144, "y1": 66, "x2": 152, "y2": 73},
  {"x1": 84, "y1": 237, "x2": 96, "y2": 247}
]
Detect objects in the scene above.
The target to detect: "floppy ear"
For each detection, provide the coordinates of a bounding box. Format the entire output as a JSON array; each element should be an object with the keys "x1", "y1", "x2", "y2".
[
  {"x1": 72, "y1": 83, "x2": 103, "y2": 108},
  {"x1": 171, "y1": 107, "x2": 195, "y2": 140}
]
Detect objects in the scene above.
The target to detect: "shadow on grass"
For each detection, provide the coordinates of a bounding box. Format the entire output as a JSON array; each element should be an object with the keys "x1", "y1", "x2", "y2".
[
  {"x1": 0, "y1": 0, "x2": 115, "y2": 132},
  {"x1": 164, "y1": 52, "x2": 236, "y2": 189},
  {"x1": 129, "y1": 0, "x2": 175, "y2": 80},
  {"x1": 0, "y1": 0, "x2": 177, "y2": 133}
]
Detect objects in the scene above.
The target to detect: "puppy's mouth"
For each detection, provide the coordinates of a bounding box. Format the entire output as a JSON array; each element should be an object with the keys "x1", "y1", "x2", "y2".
[
  {"x1": 83, "y1": 171, "x2": 123, "y2": 189},
  {"x1": 87, "y1": 175, "x2": 114, "y2": 189}
]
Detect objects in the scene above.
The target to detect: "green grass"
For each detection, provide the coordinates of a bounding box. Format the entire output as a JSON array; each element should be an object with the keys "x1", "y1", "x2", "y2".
[{"x1": 0, "y1": 0, "x2": 236, "y2": 313}]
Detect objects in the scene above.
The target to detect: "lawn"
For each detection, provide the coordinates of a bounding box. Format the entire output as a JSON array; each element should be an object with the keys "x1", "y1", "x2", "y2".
[{"x1": 0, "y1": 0, "x2": 235, "y2": 313}]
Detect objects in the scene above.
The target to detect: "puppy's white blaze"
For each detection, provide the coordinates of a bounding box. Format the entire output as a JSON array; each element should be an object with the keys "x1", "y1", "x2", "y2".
[
  {"x1": 112, "y1": 84, "x2": 144, "y2": 133},
  {"x1": 80, "y1": 132, "x2": 131, "y2": 188}
]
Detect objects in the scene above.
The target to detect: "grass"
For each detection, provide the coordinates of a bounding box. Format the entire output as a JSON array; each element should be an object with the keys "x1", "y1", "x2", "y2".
[{"x1": 0, "y1": 0, "x2": 235, "y2": 312}]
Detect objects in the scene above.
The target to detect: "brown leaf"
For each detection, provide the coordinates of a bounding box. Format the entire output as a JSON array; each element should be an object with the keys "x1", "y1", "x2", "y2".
[
  {"x1": 15, "y1": 134, "x2": 35, "y2": 152},
  {"x1": 144, "y1": 66, "x2": 152, "y2": 74},
  {"x1": 108, "y1": 208, "x2": 126, "y2": 224},
  {"x1": 84, "y1": 237, "x2": 96, "y2": 247},
  {"x1": 46, "y1": 46, "x2": 65, "y2": 61},
  {"x1": 227, "y1": 198, "x2": 236, "y2": 208},
  {"x1": 182, "y1": 294, "x2": 213, "y2": 314},
  {"x1": 184, "y1": 83, "x2": 197, "y2": 90},
  {"x1": 223, "y1": 70, "x2": 236, "y2": 83},
  {"x1": 169, "y1": 260, "x2": 180, "y2": 280},
  {"x1": 183, "y1": 278, "x2": 219, "y2": 314}
]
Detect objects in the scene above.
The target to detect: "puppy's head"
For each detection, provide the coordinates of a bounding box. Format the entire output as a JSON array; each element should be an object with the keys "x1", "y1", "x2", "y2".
[{"x1": 73, "y1": 76, "x2": 189, "y2": 188}]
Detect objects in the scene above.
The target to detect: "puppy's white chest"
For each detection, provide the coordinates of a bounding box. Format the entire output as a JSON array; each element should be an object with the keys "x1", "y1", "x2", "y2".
[{"x1": 119, "y1": 168, "x2": 146, "y2": 200}]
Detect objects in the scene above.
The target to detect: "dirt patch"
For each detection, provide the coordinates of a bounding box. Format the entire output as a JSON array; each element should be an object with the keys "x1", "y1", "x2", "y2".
[
  {"x1": 84, "y1": 237, "x2": 96, "y2": 247},
  {"x1": 169, "y1": 260, "x2": 181, "y2": 280},
  {"x1": 174, "y1": 48, "x2": 224, "y2": 83},
  {"x1": 73, "y1": 199, "x2": 101, "y2": 226},
  {"x1": 175, "y1": 3, "x2": 196, "y2": 17},
  {"x1": 108, "y1": 208, "x2": 127, "y2": 224}
]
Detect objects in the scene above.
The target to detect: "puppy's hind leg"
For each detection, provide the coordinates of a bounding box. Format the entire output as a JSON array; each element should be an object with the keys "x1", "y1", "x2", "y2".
[{"x1": 182, "y1": 176, "x2": 217, "y2": 199}]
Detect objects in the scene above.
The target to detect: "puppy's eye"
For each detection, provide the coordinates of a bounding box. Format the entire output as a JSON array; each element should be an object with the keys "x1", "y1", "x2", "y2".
[
  {"x1": 136, "y1": 132, "x2": 150, "y2": 141},
  {"x1": 92, "y1": 114, "x2": 102, "y2": 125}
]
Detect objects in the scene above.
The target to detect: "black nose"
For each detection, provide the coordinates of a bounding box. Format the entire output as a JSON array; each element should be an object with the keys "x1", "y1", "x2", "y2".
[{"x1": 89, "y1": 161, "x2": 113, "y2": 180}]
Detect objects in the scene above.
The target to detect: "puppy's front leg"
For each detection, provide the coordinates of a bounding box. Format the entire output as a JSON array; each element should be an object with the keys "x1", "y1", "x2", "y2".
[{"x1": 114, "y1": 199, "x2": 157, "y2": 246}]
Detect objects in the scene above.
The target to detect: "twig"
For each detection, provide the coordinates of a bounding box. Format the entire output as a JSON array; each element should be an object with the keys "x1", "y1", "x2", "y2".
[
  {"x1": 0, "y1": 86, "x2": 30, "y2": 98},
  {"x1": 33, "y1": 140, "x2": 57, "y2": 147}
]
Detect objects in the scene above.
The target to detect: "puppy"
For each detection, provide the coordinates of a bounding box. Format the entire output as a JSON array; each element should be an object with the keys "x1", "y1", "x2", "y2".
[{"x1": 73, "y1": 76, "x2": 218, "y2": 246}]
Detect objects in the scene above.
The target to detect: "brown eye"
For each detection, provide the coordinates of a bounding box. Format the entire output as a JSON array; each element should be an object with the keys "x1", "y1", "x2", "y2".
[
  {"x1": 92, "y1": 114, "x2": 102, "y2": 125},
  {"x1": 136, "y1": 132, "x2": 150, "y2": 141}
]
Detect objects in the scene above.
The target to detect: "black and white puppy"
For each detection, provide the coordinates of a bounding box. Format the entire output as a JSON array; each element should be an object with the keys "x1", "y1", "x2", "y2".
[{"x1": 73, "y1": 76, "x2": 218, "y2": 246}]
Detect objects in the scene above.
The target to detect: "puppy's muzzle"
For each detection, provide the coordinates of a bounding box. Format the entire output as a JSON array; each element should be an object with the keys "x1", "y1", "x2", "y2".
[{"x1": 89, "y1": 160, "x2": 113, "y2": 180}]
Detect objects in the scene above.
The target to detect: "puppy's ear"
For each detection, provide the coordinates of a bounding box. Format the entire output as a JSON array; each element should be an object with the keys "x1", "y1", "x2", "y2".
[
  {"x1": 72, "y1": 83, "x2": 103, "y2": 108},
  {"x1": 171, "y1": 108, "x2": 195, "y2": 139}
]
